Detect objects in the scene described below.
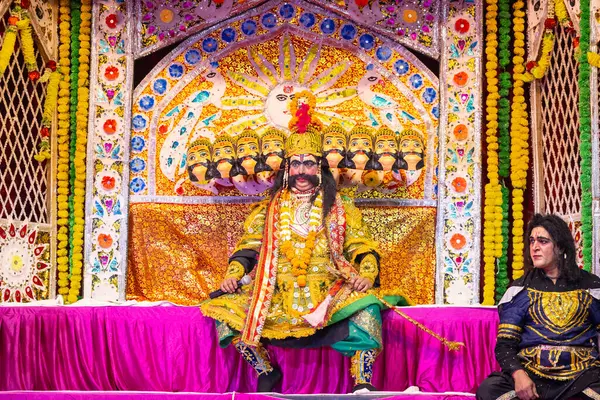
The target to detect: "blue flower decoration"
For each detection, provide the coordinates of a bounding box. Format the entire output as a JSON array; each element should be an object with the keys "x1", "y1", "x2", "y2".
[
  {"x1": 300, "y1": 13, "x2": 315, "y2": 28},
  {"x1": 130, "y1": 158, "x2": 146, "y2": 173},
  {"x1": 340, "y1": 24, "x2": 356, "y2": 40},
  {"x1": 131, "y1": 136, "x2": 146, "y2": 152},
  {"x1": 132, "y1": 115, "x2": 147, "y2": 131},
  {"x1": 393, "y1": 59, "x2": 409, "y2": 76},
  {"x1": 409, "y1": 74, "x2": 423, "y2": 89},
  {"x1": 320, "y1": 19, "x2": 336, "y2": 35},
  {"x1": 202, "y1": 38, "x2": 218, "y2": 53},
  {"x1": 241, "y1": 20, "x2": 257, "y2": 36},
  {"x1": 221, "y1": 27, "x2": 237, "y2": 43},
  {"x1": 184, "y1": 49, "x2": 201, "y2": 65},
  {"x1": 376, "y1": 46, "x2": 392, "y2": 61},
  {"x1": 130, "y1": 177, "x2": 146, "y2": 193},
  {"x1": 359, "y1": 34, "x2": 375, "y2": 50},
  {"x1": 279, "y1": 4, "x2": 295, "y2": 19},
  {"x1": 261, "y1": 13, "x2": 277, "y2": 28},
  {"x1": 139, "y1": 95, "x2": 155, "y2": 111},
  {"x1": 431, "y1": 105, "x2": 439, "y2": 119},
  {"x1": 168, "y1": 63, "x2": 184, "y2": 79},
  {"x1": 422, "y1": 87, "x2": 437, "y2": 104},
  {"x1": 153, "y1": 78, "x2": 168, "y2": 95}
]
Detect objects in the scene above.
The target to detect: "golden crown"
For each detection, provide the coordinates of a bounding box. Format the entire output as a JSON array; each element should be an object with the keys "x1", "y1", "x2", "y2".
[
  {"x1": 398, "y1": 128, "x2": 424, "y2": 143},
  {"x1": 286, "y1": 90, "x2": 323, "y2": 157}
]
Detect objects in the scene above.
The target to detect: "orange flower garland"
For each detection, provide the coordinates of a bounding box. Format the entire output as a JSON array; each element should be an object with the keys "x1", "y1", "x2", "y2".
[
  {"x1": 56, "y1": 0, "x2": 72, "y2": 297},
  {"x1": 279, "y1": 189, "x2": 322, "y2": 287},
  {"x1": 510, "y1": 0, "x2": 530, "y2": 279}
]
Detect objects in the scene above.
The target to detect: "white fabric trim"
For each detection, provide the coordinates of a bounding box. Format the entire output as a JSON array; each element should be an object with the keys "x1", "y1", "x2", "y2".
[{"x1": 498, "y1": 286, "x2": 525, "y2": 306}]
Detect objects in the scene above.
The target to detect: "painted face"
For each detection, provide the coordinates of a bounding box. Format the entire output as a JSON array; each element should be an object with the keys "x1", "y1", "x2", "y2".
[
  {"x1": 261, "y1": 134, "x2": 285, "y2": 171},
  {"x1": 213, "y1": 139, "x2": 235, "y2": 178},
  {"x1": 375, "y1": 135, "x2": 398, "y2": 171},
  {"x1": 288, "y1": 154, "x2": 319, "y2": 191},
  {"x1": 186, "y1": 143, "x2": 211, "y2": 183},
  {"x1": 323, "y1": 132, "x2": 346, "y2": 168},
  {"x1": 400, "y1": 137, "x2": 424, "y2": 170},
  {"x1": 348, "y1": 133, "x2": 373, "y2": 170},
  {"x1": 236, "y1": 136, "x2": 260, "y2": 175},
  {"x1": 529, "y1": 226, "x2": 559, "y2": 271},
  {"x1": 265, "y1": 84, "x2": 308, "y2": 129}
]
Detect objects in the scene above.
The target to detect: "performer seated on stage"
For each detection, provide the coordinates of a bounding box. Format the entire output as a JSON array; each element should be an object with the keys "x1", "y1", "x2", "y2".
[
  {"x1": 477, "y1": 214, "x2": 600, "y2": 400},
  {"x1": 201, "y1": 91, "x2": 406, "y2": 393}
]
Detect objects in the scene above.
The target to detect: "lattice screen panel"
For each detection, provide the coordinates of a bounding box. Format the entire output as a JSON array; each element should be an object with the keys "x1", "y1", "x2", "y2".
[
  {"x1": 0, "y1": 12, "x2": 49, "y2": 225},
  {"x1": 540, "y1": 25, "x2": 581, "y2": 217}
]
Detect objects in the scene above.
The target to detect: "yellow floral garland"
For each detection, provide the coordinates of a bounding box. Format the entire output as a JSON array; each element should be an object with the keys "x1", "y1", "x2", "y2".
[
  {"x1": 554, "y1": 0, "x2": 570, "y2": 26},
  {"x1": 521, "y1": 0, "x2": 555, "y2": 82},
  {"x1": 56, "y1": 0, "x2": 72, "y2": 297},
  {"x1": 510, "y1": 0, "x2": 530, "y2": 279},
  {"x1": 588, "y1": 52, "x2": 600, "y2": 68},
  {"x1": 67, "y1": 0, "x2": 92, "y2": 304},
  {"x1": 0, "y1": 24, "x2": 17, "y2": 75},
  {"x1": 16, "y1": 18, "x2": 38, "y2": 77},
  {"x1": 34, "y1": 70, "x2": 61, "y2": 162},
  {"x1": 279, "y1": 189, "x2": 322, "y2": 287},
  {"x1": 482, "y1": 0, "x2": 501, "y2": 304}
]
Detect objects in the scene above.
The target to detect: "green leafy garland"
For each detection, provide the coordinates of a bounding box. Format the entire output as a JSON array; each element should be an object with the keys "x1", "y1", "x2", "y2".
[
  {"x1": 68, "y1": 0, "x2": 81, "y2": 274},
  {"x1": 579, "y1": 0, "x2": 593, "y2": 271},
  {"x1": 497, "y1": 0, "x2": 512, "y2": 178}
]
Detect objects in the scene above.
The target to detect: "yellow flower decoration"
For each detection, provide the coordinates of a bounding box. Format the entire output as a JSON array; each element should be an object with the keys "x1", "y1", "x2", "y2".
[
  {"x1": 510, "y1": 0, "x2": 530, "y2": 279},
  {"x1": 279, "y1": 190, "x2": 323, "y2": 287},
  {"x1": 56, "y1": 0, "x2": 72, "y2": 297},
  {"x1": 482, "y1": 0, "x2": 502, "y2": 305},
  {"x1": 68, "y1": 0, "x2": 92, "y2": 304}
]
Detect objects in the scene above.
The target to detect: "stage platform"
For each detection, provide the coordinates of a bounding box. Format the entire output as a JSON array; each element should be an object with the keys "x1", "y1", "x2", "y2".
[{"x1": 0, "y1": 305, "x2": 498, "y2": 396}]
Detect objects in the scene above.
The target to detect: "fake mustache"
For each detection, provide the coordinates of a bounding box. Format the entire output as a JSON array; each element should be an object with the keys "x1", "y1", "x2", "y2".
[{"x1": 289, "y1": 173, "x2": 320, "y2": 188}]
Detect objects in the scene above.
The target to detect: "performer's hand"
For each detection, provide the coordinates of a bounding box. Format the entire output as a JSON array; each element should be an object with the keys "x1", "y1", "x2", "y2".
[
  {"x1": 220, "y1": 278, "x2": 239, "y2": 293},
  {"x1": 512, "y1": 369, "x2": 538, "y2": 399},
  {"x1": 350, "y1": 276, "x2": 373, "y2": 293}
]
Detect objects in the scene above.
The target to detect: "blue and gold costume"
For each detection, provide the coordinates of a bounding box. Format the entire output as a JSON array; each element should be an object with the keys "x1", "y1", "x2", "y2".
[{"x1": 478, "y1": 268, "x2": 600, "y2": 400}]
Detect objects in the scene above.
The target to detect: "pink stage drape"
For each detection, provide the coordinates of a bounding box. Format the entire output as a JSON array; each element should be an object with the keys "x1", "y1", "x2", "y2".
[
  {"x1": 0, "y1": 306, "x2": 499, "y2": 394},
  {"x1": 0, "y1": 393, "x2": 474, "y2": 399}
]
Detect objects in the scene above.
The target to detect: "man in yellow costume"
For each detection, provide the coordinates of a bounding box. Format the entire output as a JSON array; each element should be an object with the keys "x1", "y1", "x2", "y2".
[{"x1": 201, "y1": 92, "x2": 406, "y2": 393}]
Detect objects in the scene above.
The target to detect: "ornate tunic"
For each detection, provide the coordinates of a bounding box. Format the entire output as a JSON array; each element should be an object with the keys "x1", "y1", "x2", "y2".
[
  {"x1": 201, "y1": 189, "x2": 381, "y2": 342},
  {"x1": 496, "y1": 269, "x2": 600, "y2": 381}
]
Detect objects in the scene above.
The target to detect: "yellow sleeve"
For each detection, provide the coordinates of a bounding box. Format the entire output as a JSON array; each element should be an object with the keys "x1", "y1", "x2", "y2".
[
  {"x1": 341, "y1": 196, "x2": 379, "y2": 282},
  {"x1": 224, "y1": 260, "x2": 245, "y2": 280},
  {"x1": 233, "y1": 200, "x2": 269, "y2": 254}
]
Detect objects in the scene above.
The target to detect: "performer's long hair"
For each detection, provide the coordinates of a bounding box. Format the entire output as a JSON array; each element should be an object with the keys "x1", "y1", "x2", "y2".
[
  {"x1": 523, "y1": 213, "x2": 580, "y2": 282},
  {"x1": 270, "y1": 160, "x2": 337, "y2": 218}
]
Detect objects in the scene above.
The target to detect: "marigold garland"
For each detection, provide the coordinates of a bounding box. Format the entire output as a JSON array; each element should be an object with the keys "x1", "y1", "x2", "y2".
[
  {"x1": 510, "y1": 0, "x2": 530, "y2": 279},
  {"x1": 279, "y1": 189, "x2": 322, "y2": 287},
  {"x1": 0, "y1": 23, "x2": 17, "y2": 75},
  {"x1": 56, "y1": 0, "x2": 72, "y2": 297},
  {"x1": 16, "y1": 17, "x2": 39, "y2": 79},
  {"x1": 482, "y1": 0, "x2": 501, "y2": 305},
  {"x1": 34, "y1": 69, "x2": 61, "y2": 162},
  {"x1": 579, "y1": 0, "x2": 593, "y2": 271},
  {"x1": 554, "y1": 0, "x2": 570, "y2": 26},
  {"x1": 67, "y1": 0, "x2": 92, "y2": 304},
  {"x1": 521, "y1": 1, "x2": 555, "y2": 82}
]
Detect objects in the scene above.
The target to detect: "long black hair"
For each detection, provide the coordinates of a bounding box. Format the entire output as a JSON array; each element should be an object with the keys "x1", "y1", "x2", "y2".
[
  {"x1": 270, "y1": 159, "x2": 337, "y2": 218},
  {"x1": 524, "y1": 213, "x2": 580, "y2": 282}
]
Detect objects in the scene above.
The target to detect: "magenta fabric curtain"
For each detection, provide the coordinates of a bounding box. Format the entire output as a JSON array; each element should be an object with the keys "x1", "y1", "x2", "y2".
[
  {"x1": 0, "y1": 393, "x2": 474, "y2": 400},
  {"x1": 0, "y1": 306, "x2": 499, "y2": 394},
  {"x1": 0, "y1": 392, "x2": 474, "y2": 399}
]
